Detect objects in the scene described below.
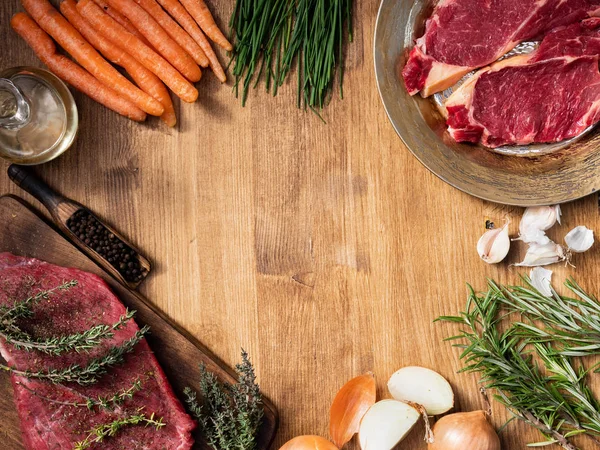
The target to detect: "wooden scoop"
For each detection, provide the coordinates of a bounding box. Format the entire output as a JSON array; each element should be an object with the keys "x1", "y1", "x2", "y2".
[{"x1": 7, "y1": 164, "x2": 151, "y2": 289}]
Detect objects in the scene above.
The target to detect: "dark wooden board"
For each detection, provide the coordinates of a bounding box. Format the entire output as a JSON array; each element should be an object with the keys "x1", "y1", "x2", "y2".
[{"x1": 0, "y1": 194, "x2": 278, "y2": 449}]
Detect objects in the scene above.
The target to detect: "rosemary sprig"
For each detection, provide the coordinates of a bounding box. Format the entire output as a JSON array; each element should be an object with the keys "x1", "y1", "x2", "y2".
[
  {"x1": 1, "y1": 327, "x2": 148, "y2": 385},
  {"x1": 17, "y1": 379, "x2": 143, "y2": 410},
  {"x1": 73, "y1": 409, "x2": 165, "y2": 450},
  {"x1": 229, "y1": 0, "x2": 353, "y2": 114},
  {"x1": 1, "y1": 309, "x2": 136, "y2": 356},
  {"x1": 438, "y1": 279, "x2": 600, "y2": 449},
  {"x1": 184, "y1": 349, "x2": 264, "y2": 450}
]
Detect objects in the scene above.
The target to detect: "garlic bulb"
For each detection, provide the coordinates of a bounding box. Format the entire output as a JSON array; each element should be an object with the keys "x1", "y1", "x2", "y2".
[
  {"x1": 530, "y1": 267, "x2": 553, "y2": 297},
  {"x1": 358, "y1": 400, "x2": 420, "y2": 450},
  {"x1": 565, "y1": 226, "x2": 594, "y2": 253},
  {"x1": 428, "y1": 411, "x2": 500, "y2": 450},
  {"x1": 477, "y1": 223, "x2": 510, "y2": 264},
  {"x1": 515, "y1": 241, "x2": 565, "y2": 267},
  {"x1": 517, "y1": 205, "x2": 561, "y2": 244},
  {"x1": 388, "y1": 367, "x2": 454, "y2": 415}
]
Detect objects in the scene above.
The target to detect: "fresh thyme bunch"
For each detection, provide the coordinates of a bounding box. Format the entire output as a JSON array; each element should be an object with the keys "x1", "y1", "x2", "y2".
[
  {"x1": 184, "y1": 349, "x2": 264, "y2": 450},
  {"x1": 438, "y1": 278, "x2": 600, "y2": 449}
]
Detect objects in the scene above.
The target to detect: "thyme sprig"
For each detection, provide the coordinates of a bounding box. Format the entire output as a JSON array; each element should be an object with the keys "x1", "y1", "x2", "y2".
[
  {"x1": 0, "y1": 280, "x2": 78, "y2": 322},
  {"x1": 438, "y1": 278, "x2": 600, "y2": 449},
  {"x1": 73, "y1": 409, "x2": 165, "y2": 450},
  {"x1": 1, "y1": 309, "x2": 136, "y2": 356},
  {"x1": 17, "y1": 379, "x2": 143, "y2": 410},
  {"x1": 1, "y1": 327, "x2": 148, "y2": 385},
  {"x1": 184, "y1": 349, "x2": 264, "y2": 450}
]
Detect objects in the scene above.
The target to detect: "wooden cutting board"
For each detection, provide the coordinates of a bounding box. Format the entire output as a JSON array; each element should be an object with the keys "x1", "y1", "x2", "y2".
[{"x1": 0, "y1": 194, "x2": 278, "y2": 450}]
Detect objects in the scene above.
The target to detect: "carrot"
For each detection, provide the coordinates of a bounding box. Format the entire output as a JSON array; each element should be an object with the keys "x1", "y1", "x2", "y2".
[
  {"x1": 133, "y1": 0, "x2": 208, "y2": 68},
  {"x1": 103, "y1": 0, "x2": 201, "y2": 82},
  {"x1": 91, "y1": 0, "x2": 152, "y2": 47},
  {"x1": 77, "y1": 0, "x2": 198, "y2": 102},
  {"x1": 20, "y1": 0, "x2": 163, "y2": 116},
  {"x1": 60, "y1": 0, "x2": 176, "y2": 126},
  {"x1": 156, "y1": 0, "x2": 226, "y2": 82},
  {"x1": 179, "y1": 0, "x2": 232, "y2": 51},
  {"x1": 10, "y1": 13, "x2": 146, "y2": 121}
]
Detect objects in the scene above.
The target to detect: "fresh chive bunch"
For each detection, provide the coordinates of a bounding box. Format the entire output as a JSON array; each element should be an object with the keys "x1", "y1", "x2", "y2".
[
  {"x1": 438, "y1": 277, "x2": 600, "y2": 450},
  {"x1": 229, "y1": 0, "x2": 353, "y2": 115}
]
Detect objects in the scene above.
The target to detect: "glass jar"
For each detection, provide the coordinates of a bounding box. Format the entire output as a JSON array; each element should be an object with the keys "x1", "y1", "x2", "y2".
[{"x1": 0, "y1": 67, "x2": 78, "y2": 165}]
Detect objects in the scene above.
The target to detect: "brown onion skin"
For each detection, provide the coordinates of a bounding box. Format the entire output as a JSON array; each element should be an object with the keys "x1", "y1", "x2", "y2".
[
  {"x1": 279, "y1": 435, "x2": 339, "y2": 450},
  {"x1": 428, "y1": 411, "x2": 501, "y2": 450}
]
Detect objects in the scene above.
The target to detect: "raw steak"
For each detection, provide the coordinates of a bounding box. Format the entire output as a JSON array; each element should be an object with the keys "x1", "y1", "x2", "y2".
[
  {"x1": 0, "y1": 253, "x2": 195, "y2": 450},
  {"x1": 445, "y1": 19, "x2": 600, "y2": 148},
  {"x1": 402, "y1": 0, "x2": 600, "y2": 97}
]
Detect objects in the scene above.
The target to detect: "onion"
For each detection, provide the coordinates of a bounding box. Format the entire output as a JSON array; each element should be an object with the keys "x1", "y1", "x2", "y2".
[
  {"x1": 358, "y1": 400, "x2": 420, "y2": 450},
  {"x1": 279, "y1": 435, "x2": 338, "y2": 450},
  {"x1": 329, "y1": 373, "x2": 376, "y2": 448},
  {"x1": 388, "y1": 366, "x2": 454, "y2": 415},
  {"x1": 428, "y1": 411, "x2": 500, "y2": 450}
]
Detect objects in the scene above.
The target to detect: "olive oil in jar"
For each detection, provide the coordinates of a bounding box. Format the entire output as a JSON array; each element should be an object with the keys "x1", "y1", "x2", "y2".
[{"x1": 0, "y1": 67, "x2": 78, "y2": 165}]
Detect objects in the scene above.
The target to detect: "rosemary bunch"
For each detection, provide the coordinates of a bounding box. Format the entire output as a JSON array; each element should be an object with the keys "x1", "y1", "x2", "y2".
[
  {"x1": 74, "y1": 409, "x2": 165, "y2": 450},
  {"x1": 184, "y1": 350, "x2": 264, "y2": 450},
  {"x1": 438, "y1": 279, "x2": 600, "y2": 449},
  {"x1": 229, "y1": 0, "x2": 353, "y2": 114}
]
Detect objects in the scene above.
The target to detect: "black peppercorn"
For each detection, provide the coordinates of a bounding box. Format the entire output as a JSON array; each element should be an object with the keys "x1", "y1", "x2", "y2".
[{"x1": 66, "y1": 209, "x2": 146, "y2": 283}]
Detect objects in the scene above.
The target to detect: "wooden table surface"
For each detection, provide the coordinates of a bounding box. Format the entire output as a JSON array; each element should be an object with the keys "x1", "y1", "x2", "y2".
[{"x1": 2, "y1": 1, "x2": 600, "y2": 449}]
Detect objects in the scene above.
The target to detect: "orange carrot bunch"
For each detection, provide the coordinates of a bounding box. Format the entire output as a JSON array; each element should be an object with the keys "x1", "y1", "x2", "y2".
[{"x1": 11, "y1": 0, "x2": 229, "y2": 126}]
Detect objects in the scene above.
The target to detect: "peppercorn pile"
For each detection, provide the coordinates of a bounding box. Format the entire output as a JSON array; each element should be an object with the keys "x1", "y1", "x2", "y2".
[{"x1": 67, "y1": 209, "x2": 147, "y2": 283}]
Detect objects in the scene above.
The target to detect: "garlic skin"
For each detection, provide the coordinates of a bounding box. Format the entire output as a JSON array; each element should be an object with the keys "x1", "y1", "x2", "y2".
[
  {"x1": 477, "y1": 223, "x2": 510, "y2": 264},
  {"x1": 329, "y1": 373, "x2": 376, "y2": 448},
  {"x1": 428, "y1": 411, "x2": 500, "y2": 450},
  {"x1": 517, "y1": 205, "x2": 561, "y2": 244},
  {"x1": 388, "y1": 367, "x2": 454, "y2": 416},
  {"x1": 358, "y1": 400, "x2": 419, "y2": 450},
  {"x1": 565, "y1": 226, "x2": 594, "y2": 253},
  {"x1": 515, "y1": 241, "x2": 565, "y2": 267},
  {"x1": 530, "y1": 267, "x2": 553, "y2": 297}
]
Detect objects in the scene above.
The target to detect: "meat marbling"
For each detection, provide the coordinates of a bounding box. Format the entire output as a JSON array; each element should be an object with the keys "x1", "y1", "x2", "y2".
[
  {"x1": 0, "y1": 253, "x2": 195, "y2": 450},
  {"x1": 403, "y1": 0, "x2": 600, "y2": 97},
  {"x1": 446, "y1": 19, "x2": 600, "y2": 148}
]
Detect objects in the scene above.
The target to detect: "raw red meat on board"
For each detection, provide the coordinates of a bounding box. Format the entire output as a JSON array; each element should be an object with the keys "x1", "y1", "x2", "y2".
[
  {"x1": 446, "y1": 19, "x2": 600, "y2": 148},
  {"x1": 402, "y1": 0, "x2": 600, "y2": 97},
  {"x1": 0, "y1": 253, "x2": 195, "y2": 449}
]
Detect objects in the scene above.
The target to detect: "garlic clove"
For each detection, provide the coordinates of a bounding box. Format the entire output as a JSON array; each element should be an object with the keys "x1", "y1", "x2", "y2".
[
  {"x1": 279, "y1": 436, "x2": 338, "y2": 450},
  {"x1": 530, "y1": 267, "x2": 553, "y2": 297},
  {"x1": 329, "y1": 373, "x2": 376, "y2": 448},
  {"x1": 565, "y1": 226, "x2": 594, "y2": 253},
  {"x1": 519, "y1": 205, "x2": 561, "y2": 234},
  {"x1": 387, "y1": 366, "x2": 454, "y2": 416},
  {"x1": 428, "y1": 411, "x2": 500, "y2": 450},
  {"x1": 477, "y1": 222, "x2": 510, "y2": 264},
  {"x1": 514, "y1": 241, "x2": 566, "y2": 267},
  {"x1": 358, "y1": 400, "x2": 420, "y2": 450}
]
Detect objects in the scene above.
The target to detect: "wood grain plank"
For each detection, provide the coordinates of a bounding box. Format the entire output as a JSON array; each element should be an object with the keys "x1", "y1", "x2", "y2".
[{"x1": 3, "y1": 0, "x2": 600, "y2": 448}]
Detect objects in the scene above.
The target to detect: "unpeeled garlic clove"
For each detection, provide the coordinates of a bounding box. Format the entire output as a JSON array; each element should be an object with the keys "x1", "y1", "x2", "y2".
[
  {"x1": 515, "y1": 241, "x2": 565, "y2": 267},
  {"x1": 358, "y1": 400, "x2": 420, "y2": 450},
  {"x1": 517, "y1": 205, "x2": 561, "y2": 244},
  {"x1": 565, "y1": 226, "x2": 594, "y2": 253},
  {"x1": 329, "y1": 373, "x2": 376, "y2": 448},
  {"x1": 477, "y1": 222, "x2": 510, "y2": 264},
  {"x1": 530, "y1": 267, "x2": 553, "y2": 297},
  {"x1": 388, "y1": 366, "x2": 454, "y2": 416}
]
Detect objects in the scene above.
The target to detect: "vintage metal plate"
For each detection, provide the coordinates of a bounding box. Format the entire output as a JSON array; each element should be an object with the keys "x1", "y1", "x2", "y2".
[{"x1": 374, "y1": 0, "x2": 600, "y2": 206}]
